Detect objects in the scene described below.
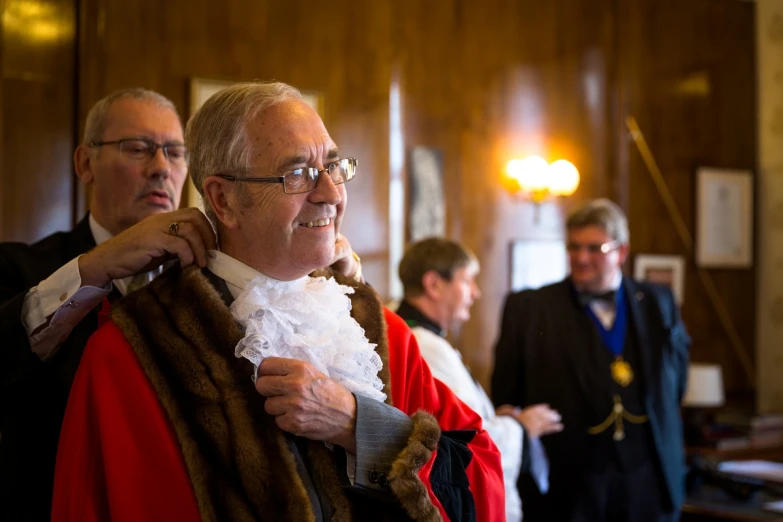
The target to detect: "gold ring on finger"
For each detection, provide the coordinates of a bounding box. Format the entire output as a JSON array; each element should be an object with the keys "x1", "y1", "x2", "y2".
[{"x1": 168, "y1": 222, "x2": 180, "y2": 236}]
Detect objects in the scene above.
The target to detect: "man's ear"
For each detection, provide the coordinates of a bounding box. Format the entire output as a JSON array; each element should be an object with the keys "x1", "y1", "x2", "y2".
[
  {"x1": 203, "y1": 176, "x2": 240, "y2": 229},
  {"x1": 73, "y1": 145, "x2": 95, "y2": 185},
  {"x1": 421, "y1": 270, "x2": 443, "y2": 300},
  {"x1": 617, "y1": 243, "x2": 631, "y2": 266}
]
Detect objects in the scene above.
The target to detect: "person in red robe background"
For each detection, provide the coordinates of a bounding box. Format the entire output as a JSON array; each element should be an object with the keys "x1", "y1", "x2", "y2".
[{"x1": 52, "y1": 81, "x2": 504, "y2": 522}]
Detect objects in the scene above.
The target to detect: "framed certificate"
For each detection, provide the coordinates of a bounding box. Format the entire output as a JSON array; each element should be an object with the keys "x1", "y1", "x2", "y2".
[{"x1": 695, "y1": 167, "x2": 754, "y2": 268}]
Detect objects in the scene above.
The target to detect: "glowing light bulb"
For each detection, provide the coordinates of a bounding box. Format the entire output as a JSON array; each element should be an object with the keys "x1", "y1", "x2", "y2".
[
  {"x1": 548, "y1": 159, "x2": 580, "y2": 196},
  {"x1": 507, "y1": 156, "x2": 549, "y2": 194}
]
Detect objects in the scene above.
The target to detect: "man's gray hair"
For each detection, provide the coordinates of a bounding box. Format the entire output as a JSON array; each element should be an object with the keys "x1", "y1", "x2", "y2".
[
  {"x1": 185, "y1": 81, "x2": 304, "y2": 217},
  {"x1": 566, "y1": 198, "x2": 630, "y2": 244},
  {"x1": 82, "y1": 88, "x2": 181, "y2": 145}
]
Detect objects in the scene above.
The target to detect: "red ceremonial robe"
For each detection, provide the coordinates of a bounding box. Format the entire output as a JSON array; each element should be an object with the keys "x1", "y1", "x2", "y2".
[{"x1": 52, "y1": 267, "x2": 504, "y2": 522}]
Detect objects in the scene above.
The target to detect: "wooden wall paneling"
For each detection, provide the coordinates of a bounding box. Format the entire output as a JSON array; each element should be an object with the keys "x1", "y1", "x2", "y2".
[
  {"x1": 73, "y1": 0, "x2": 107, "y2": 220},
  {"x1": 75, "y1": 0, "x2": 758, "y2": 397},
  {"x1": 0, "y1": 0, "x2": 4, "y2": 239},
  {"x1": 449, "y1": 0, "x2": 619, "y2": 385},
  {"x1": 78, "y1": 0, "x2": 397, "y2": 296},
  {"x1": 624, "y1": 0, "x2": 757, "y2": 394},
  {"x1": 2, "y1": 0, "x2": 77, "y2": 242}
]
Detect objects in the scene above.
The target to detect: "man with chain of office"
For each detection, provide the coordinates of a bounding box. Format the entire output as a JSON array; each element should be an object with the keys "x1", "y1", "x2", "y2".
[{"x1": 492, "y1": 198, "x2": 691, "y2": 522}]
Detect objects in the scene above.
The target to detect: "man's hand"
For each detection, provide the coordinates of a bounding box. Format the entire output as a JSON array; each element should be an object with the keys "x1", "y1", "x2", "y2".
[
  {"x1": 329, "y1": 233, "x2": 361, "y2": 281},
  {"x1": 256, "y1": 357, "x2": 358, "y2": 453},
  {"x1": 78, "y1": 208, "x2": 217, "y2": 288},
  {"x1": 497, "y1": 403, "x2": 564, "y2": 439}
]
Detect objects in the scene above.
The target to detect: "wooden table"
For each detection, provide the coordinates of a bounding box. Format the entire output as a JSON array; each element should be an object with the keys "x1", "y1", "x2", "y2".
[
  {"x1": 682, "y1": 486, "x2": 783, "y2": 521},
  {"x1": 682, "y1": 444, "x2": 783, "y2": 521},
  {"x1": 687, "y1": 445, "x2": 783, "y2": 463}
]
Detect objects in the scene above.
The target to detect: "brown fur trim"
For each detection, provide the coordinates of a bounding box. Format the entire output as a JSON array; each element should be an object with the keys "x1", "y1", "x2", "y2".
[
  {"x1": 388, "y1": 411, "x2": 443, "y2": 522},
  {"x1": 112, "y1": 264, "x2": 438, "y2": 521},
  {"x1": 112, "y1": 266, "x2": 315, "y2": 522}
]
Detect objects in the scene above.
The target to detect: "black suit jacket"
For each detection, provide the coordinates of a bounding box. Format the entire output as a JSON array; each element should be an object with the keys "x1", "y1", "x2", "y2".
[
  {"x1": 491, "y1": 277, "x2": 690, "y2": 519},
  {"x1": 0, "y1": 215, "x2": 109, "y2": 521}
]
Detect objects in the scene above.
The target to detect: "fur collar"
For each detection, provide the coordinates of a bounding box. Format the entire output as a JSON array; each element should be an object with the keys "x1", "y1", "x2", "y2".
[{"x1": 111, "y1": 265, "x2": 440, "y2": 521}]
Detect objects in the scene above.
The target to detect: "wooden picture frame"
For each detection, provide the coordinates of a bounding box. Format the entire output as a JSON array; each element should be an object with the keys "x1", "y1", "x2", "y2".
[{"x1": 634, "y1": 254, "x2": 686, "y2": 305}]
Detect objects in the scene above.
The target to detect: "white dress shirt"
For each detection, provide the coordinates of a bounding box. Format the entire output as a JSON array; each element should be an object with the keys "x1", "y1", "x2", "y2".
[
  {"x1": 22, "y1": 215, "x2": 162, "y2": 360},
  {"x1": 584, "y1": 270, "x2": 624, "y2": 329},
  {"x1": 205, "y1": 249, "x2": 265, "y2": 301}
]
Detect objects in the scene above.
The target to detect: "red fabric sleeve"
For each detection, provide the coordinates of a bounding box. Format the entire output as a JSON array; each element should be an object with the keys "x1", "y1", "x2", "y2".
[
  {"x1": 383, "y1": 308, "x2": 506, "y2": 522},
  {"x1": 52, "y1": 321, "x2": 200, "y2": 522}
]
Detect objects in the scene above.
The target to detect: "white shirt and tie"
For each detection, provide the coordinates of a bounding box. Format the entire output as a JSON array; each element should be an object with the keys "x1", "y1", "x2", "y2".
[
  {"x1": 582, "y1": 271, "x2": 624, "y2": 329},
  {"x1": 21, "y1": 214, "x2": 163, "y2": 360}
]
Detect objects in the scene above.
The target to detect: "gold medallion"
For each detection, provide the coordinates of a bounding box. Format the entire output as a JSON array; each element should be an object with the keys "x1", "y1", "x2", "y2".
[{"x1": 610, "y1": 357, "x2": 634, "y2": 387}]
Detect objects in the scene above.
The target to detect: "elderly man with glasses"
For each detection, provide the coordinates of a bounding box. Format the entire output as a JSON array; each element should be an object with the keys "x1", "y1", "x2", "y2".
[
  {"x1": 0, "y1": 87, "x2": 363, "y2": 521},
  {"x1": 492, "y1": 198, "x2": 691, "y2": 522},
  {"x1": 52, "y1": 82, "x2": 504, "y2": 522}
]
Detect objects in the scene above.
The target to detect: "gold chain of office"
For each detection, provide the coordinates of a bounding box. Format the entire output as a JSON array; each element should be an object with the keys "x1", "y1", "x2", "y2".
[{"x1": 587, "y1": 357, "x2": 648, "y2": 441}]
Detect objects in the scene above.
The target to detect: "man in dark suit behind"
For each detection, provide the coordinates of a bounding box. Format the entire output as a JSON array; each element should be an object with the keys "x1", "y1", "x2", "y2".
[
  {"x1": 0, "y1": 88, "x2": 219, "y2": 521},
  {"x1": 491, "y1": 198, "x2": 690, "y2": 522},
  {"x1": 0, "y1": 87, "x2": 364, "y2": 521}
]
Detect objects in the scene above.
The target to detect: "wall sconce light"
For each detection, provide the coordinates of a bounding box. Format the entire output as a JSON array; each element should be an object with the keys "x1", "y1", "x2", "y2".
[{"x1": 505, "y1": 156, "x2": 580, "y2": 203}]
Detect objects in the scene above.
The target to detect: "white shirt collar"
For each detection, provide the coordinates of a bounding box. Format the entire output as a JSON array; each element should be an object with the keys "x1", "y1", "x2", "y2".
[
  {"x1": 205, "y1": 250, "x2": 306, "y2": 300},
  {"x1": 88, "y1": 214, "x2": 114, "y2": 246},
  {"x1": 586, "y1": 270, "x2": 623, "y2": 330},
  {"x1": 608, "y1": 270, "x2": 623, "y2": 291}
]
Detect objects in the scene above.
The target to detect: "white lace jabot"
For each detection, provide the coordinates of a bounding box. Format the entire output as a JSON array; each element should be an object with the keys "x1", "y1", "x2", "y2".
[{"x1": 206, "y1": 250, "x2": 386, "y2": 402}]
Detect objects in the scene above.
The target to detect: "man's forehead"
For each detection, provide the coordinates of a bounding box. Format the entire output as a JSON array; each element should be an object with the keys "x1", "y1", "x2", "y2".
[
  {"x1": 451, "y1": 264, "x2": 478, "y2": 280},
  {"x1": 247, "y1": 103, "x2": 337, "y2": 162},
  {"x1": 568, "y1": 226, "x2": 611, "y2": 241},
  {"x1": 103, "y1": 99, "x2": 183, "y2": 139},
  {"x1": 251, "y1": 101, "x2": 325, "y2": 132},
  {"x1": 279, "y1": 142, "x2": 339, "y2": 160}
]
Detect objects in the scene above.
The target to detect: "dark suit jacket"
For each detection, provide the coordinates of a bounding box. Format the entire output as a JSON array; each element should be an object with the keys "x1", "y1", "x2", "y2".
[
  {"x1": 0, "y1": 215, "x2": 107, "y2": 521},
  {"x1": 491, "y1": 277, "x2": 690, "y2": 520}
]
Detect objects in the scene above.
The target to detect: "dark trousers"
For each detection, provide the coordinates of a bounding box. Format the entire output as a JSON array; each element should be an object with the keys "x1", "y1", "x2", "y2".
[{"x1": 569, "y1": 460, "x2": 677, "y2": 522}]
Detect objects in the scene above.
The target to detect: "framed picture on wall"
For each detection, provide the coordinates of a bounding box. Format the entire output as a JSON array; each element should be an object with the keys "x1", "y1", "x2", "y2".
[
  {"x1": 189, "y1": 78, "x2": 233, "y2": 116},
  {"x1": 189, "y1": 78, "x2": 324, "y2": 116},
  {"x1": 633, "y1": 254, "x2": 686, "y2": 305},
  {"x1": 407, "y1": 147, "x2": 445, "y2": 242},
  {"x1": 509, "y1": 239, "x2": 568, "y2": 292},
  {"x1": 186, "y1": 78, "x2": 325, "y2": 207},
  {"x1": 695, "y1": 167, "x2": 754, "y2": 268}
]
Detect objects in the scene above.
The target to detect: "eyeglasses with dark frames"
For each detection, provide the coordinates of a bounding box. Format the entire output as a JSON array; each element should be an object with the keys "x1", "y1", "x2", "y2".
[
  {"x1": 214, "y1": 157, "x2": 357, "y2": 195},
  {"x1": 89, "y1": 138, "x2": 189, "y2": 167}
]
